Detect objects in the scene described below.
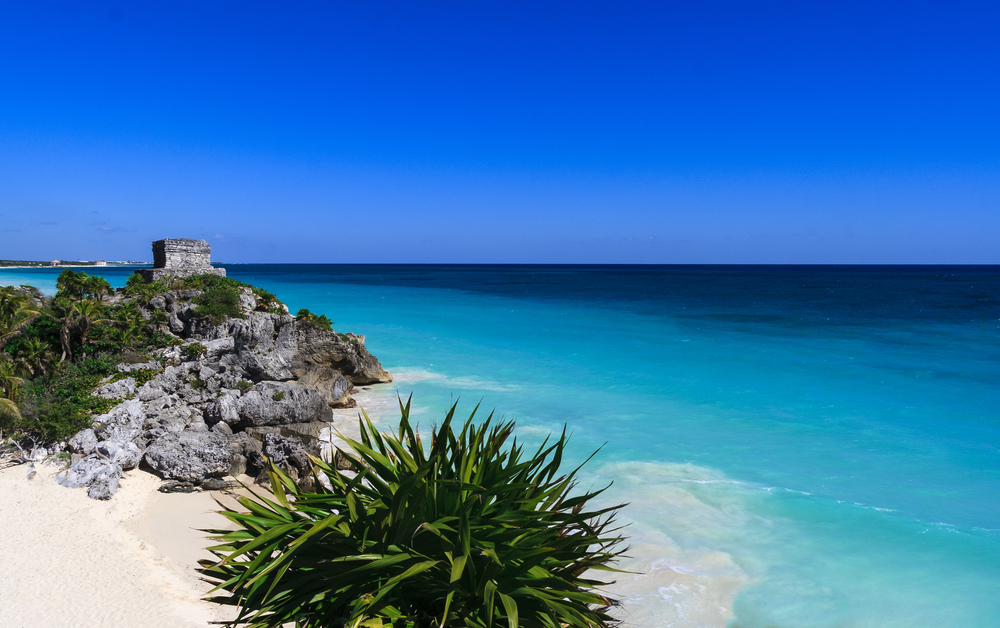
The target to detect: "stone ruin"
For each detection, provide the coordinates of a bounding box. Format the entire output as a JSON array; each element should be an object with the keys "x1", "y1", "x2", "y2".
[{"x1": 136, "y1": 238, "x2": 226, "y2": 282}]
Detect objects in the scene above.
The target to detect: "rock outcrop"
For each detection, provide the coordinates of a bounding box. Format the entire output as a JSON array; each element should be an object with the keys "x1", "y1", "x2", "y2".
[{"x1": 58, "y1": 277, "x2": 391, "y2": 500}]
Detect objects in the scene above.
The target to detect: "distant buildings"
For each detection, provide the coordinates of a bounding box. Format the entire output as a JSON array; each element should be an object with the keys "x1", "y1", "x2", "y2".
[
  {"x1": 93, "y1": 260, "x2": 107, "y2": 266},
  {"x1": 51, "y1": 260, "x2": 60, "y2": 266}
]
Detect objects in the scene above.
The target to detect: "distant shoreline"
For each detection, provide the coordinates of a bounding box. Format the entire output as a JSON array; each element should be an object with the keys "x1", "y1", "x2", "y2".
[{"x1": 0, "y1": 263, "x2": 148, "y2": 269}]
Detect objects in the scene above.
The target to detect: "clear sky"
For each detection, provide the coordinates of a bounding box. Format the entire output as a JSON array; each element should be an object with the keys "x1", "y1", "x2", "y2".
[{"x1": 1, "y1": 1, "x2": 998, "y2": 263}]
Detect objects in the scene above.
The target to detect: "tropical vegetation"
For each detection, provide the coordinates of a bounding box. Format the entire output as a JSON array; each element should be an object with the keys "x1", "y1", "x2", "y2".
[
  {"x1": 296, "y1": 308, "x2": 334, "y2": 332},
  {"x1": 200, "y1": 398, "x2": 627, "y2": 628},
  {"x1": 0, "y1": 272, "x2": 177, "y2": 441},
  {"x1": 1, "y1": 269, "x2": 334, "y2": 444}
]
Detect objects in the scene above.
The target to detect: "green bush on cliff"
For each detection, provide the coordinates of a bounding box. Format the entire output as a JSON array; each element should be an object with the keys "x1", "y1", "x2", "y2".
[
  {"x1": 194, "y1": 284, "x2": 244, "y2": 325},
  {"x1": 295, "y1": 308, "x2": 333, "y2": 331},
  {"x1": 123, "y1": 273, "x2": 169, "y2": 300},
  {"x1": 200, "y1": 398, "x2": 627, "y2": 628}
]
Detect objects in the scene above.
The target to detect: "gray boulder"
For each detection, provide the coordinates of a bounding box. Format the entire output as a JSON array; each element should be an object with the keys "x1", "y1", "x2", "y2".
[
  {"x1": 203, "y1": 391, "x2": 241, "y2": 425},
  {"x1": 225, "y1": 314, "x2": 297, "y2": 381},
  {"x1": 68, "y1": 428, "x2": 98, "y2": 456},
  {"x1": 144, "y1": 431, "x2": 233, "y2": 482},
  {"x1": 56, "y1": 455, "x2": 123, "y2": 500},
  {"x1": 138, "y1": 383, "x2": 167, "y2": 402},
  {"x1": 88, "y1": 468, "x2": 122, "y2": 500},
  {"x1": 296, "y1": 366, "x2": 354, "y2": 407},
  {"x1": 95, "y1": 440, "x2": 143, "y2": 469},
  {"x1": 291, "y1": 325, "x2": 392, "y2": 386},
  {"x1": 260, "y1": 433, "x2": 316, "y2": 490},
  {"x1": 238, "y1": 288, "x2": 256, "y2": 314},
  {"x1": 117, "y1": 361, "x2": 160, "y2": 373},
  {"x1": 94, "y1": 377, "x2": 136, "y2": 400},
  {"x1": 202, "y1": 336, "x2": 235, "y2": 359},
  {"x1": 93, "y1": 399, "x2": 145, "y2": 443},
  {"x1": 235, "y1": 381, "x2": 332, "y2": 427}
]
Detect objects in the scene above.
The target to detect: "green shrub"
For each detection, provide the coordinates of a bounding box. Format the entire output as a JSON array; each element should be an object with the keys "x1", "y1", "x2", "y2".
[
  {"x1": 235, "y1": 380, "x2": 252, "y2": 390},
  {"x1": 295, "y1": 308, "x2": 333, "y2": 332},
  {"x1": 123, "y1": 274, "x2": 170, "y2": 300},
  {"x1": 11, "y1": 356, "x2": 131, "y2": 440},
  {"x1": 194, "y1": 284, "x2": 244, "y2": 325},
  {"x1": 33, "y1": 401, "x2": 93, "y2": 443},
  {"x1": 190, "y1": 376, "x2": 205, "y2": 390},
  {"x1": 184, "y1": 343, "x2": 208, "y2": 361},
  {"x1": 272, "y1": 390, "x2": 285, "y2": 401},
  {"x1": 201, "y1": 398, "x2": 627, "y2": 628}
]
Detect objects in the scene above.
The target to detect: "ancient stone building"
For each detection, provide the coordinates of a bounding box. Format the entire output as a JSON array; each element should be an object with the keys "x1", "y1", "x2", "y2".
[{"x1": 136, "y1": 238, "x2": 226, "y2": 282}]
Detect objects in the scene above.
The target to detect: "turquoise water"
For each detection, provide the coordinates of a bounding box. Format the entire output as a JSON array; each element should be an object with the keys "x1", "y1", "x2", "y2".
[{"x1": 5, "y1": 265, "x2": 999, "y2": 627}]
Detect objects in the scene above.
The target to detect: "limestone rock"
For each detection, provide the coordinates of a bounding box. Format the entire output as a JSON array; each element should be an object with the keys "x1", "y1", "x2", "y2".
[
  {"x1": 291, "y1": 325, "x2": 392, "y2": 385},
  {"x1": 93, "y1": 399, "x2": 145, "y2": 444},
  {"x1": 296, "y1": 365, "x2": 354, "y2": 407},
  {"x1": 95, "y1": 440, "x2": 143, "y2": 469},
  {"x1": 56, "y1": 455, "x2": 123, "y2": 500},
  {"x1": 68, "y1": 429, "x2": 98, "y2": 456},
  {"x1": 235, "y1": 381, "x2": 332, "y2": 427},
  {"x1": 203, "y1": 391, "x2": 241, "y2": 425},
  {"x1": 144, "y1": 431, "x2": 233, "y2": 482},
  {"x1": 227, "y1": 314, "x2": 297, "y2": 381},
  {"x1": 117, "y1": 361, "x2": 160, "y2": 373},
  {"x1": 94, "y1": 377, "x2": 136, "y2": 400},
  {"x1": 260, "y1": 433, "x2": 316, "y2": 490},
  {"x1": 87, "y1": 466, "x2": 122, "y2": 500}
]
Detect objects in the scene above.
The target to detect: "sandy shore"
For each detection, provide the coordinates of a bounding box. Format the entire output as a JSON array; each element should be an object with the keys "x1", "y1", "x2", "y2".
[
  {"x1": 0, "y1": 388, "x2": 396, "y2": 628},
  {"x1": 0, "y1": 384, "x2": 742, "y2": 628},
  {"x1": 0, "y1": 462, "x2": 232, "y2": 628}
]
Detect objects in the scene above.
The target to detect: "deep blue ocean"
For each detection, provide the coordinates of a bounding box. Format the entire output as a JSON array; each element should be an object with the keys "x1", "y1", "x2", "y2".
[{"x1": 4, "y1": 264, "x2": 999, "y2": 627}]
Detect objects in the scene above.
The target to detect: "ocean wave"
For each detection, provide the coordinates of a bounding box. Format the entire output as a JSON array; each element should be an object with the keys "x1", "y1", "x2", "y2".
[
  {"x1": 384, "y1": 368, "x2": 521, "y2": 392},
  {"x1": 585, "y1": 460, "x2": 753, "y2": 627}
]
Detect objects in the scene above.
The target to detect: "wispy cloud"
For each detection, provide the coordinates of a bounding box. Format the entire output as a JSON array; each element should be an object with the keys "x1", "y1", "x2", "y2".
[
  {"x1": 96, "y1": 226, "x2": 136, "y2": 233},
  {"x1": 38, "y1": 221, "x2": 57, "y2": 226}
]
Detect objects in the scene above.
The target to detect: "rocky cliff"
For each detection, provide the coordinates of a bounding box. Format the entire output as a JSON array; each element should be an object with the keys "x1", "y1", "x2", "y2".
[{"x1": 56, "y1": 282, "x2": 391, "y2": 499}]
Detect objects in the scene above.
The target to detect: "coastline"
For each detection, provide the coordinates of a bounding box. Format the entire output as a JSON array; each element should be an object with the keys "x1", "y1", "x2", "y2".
[
  {"x1": 0, "y1": 264, "x2": 142, "y2": 270},
  {"x1": 0, "y1": 387, "x2": 395, "y2": 628}
]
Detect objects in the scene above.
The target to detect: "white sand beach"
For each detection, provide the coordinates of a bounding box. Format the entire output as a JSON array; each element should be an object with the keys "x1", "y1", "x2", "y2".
[
  {"x1": 0, "y1": 386, "x2": 743, "y2": 628},
  {"x1": 0, "y1": 389, "x2": 395, "y2": 628},
  {"x1": 0, "y1": 462, "x2": 232, "y2": 628}
]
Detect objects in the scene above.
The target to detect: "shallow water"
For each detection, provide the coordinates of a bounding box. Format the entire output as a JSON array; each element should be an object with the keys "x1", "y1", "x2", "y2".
[{"x1": 5, "y1": 264, "x2": 999, "y2": 627}]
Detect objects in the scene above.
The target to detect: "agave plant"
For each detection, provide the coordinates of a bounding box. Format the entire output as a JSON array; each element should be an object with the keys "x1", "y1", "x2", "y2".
[{"x1": 200, "y1": 398, "x2": 628, "y2": 628}]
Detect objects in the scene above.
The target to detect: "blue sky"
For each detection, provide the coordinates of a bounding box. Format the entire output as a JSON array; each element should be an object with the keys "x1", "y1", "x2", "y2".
[{"x1": 1, "y1": 1, "x2": 998, "y2": 263}]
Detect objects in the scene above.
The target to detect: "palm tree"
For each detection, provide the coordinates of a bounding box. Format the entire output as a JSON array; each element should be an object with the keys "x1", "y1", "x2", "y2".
[
  {"x1": 85, "y1": 276, "x2": 113, "y2": 301},
  {"x1": 0, "y1": 358, "x2": 24, "y2": 431},
  {"x1": 108, "y1": 324, "x2": 141, "y2": 349},
  {"x1": 0, "y1": 291, "x2": 39, "y2": 350},
  {"x1": 14, "y1": 338, "x2": 55, "y2": 378},
  {"x1": 0, "y1": 357, "x2": 23, "y2": 403},
  {"x1": 52, "y1": 298, "x2": 80, "y2": 361},
  {"x1": 75, "y1": 299, "x2": 107, "y2": 346}
]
